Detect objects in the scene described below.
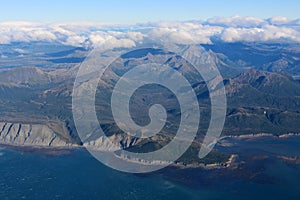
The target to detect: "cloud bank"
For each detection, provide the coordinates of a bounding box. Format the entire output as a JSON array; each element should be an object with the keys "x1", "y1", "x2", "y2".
[{"x1": 0, "y1": 16, "x2": 299, "y2": 48}]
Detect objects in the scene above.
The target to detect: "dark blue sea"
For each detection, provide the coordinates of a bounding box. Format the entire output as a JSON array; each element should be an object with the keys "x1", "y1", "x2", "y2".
[{"x1": 1, "y1": 135, "x2": 300, "y2": 200}]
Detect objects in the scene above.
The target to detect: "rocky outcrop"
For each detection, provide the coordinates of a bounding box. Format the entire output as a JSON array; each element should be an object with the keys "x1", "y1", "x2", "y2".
[
  {"x1": 84, "y1": 134, "x2": 139, "y2": 151},
  {"x1": 0, "y1": 121, "x2": 141, "y2": 150},
  {"x1": 0, "y1": 122, "x2": 72, "y2": 147}
]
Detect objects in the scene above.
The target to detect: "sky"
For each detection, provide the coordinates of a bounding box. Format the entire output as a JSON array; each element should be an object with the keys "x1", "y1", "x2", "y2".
[{"x1": 0, "y1": 0, "x2": 299, "y2": 23}]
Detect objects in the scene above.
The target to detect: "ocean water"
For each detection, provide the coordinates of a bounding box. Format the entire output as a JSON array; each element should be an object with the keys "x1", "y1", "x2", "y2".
[{"x1": 0, "y1": 136, "x2": 300, "y2": 200}]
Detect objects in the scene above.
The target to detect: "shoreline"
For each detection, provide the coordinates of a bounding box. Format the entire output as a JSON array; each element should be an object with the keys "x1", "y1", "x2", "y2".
[
  {"x1": 218, "y1": 132, "x2": 300, "y2": 140},
  {"x1": 0, "y1": 142, "x2": 82, "y2": 156},
  {"x1": 0, "y1": 142, "x2": 237, "y2": 169},
  {"x1": 1, "y1": 132, "x2": 299, "y2": 168},
  {"x1": 171, "y1": 154, "x2": 240, "y2": 170},
  {"x1": 2, "y1": 132, "x2": 298, "y2": 150}
]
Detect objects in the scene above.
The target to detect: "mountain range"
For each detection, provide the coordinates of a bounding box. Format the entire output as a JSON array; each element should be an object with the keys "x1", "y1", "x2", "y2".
[{"x1": 0, "y1": 41, "x2": 300, "y2": 164}]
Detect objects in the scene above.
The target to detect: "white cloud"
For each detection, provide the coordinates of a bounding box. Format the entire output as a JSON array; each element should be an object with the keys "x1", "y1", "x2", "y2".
[
  {"x1": 148, "y1": 28, "x2": 191, "y2": 44},
  {"x1": 0, "y1": 35, "x2": 11, "y2": 44},
  {"x1": 0, "y1": 16, "x2": 299, "y2": 47},
  {"x1": 88, "y1": 32, "x2": 136, "y2": 49},
  {"x1": 124, "y1": 32, "x2": 145, "y2": 42},
  {"x1": 148, "y1": 23, "x2": 223, "y2": 44},
  {"x1": 207, "y1": 15, "x2": 266, "y2": 28},
  {"x1": 221, "y1": 25, "x2": 300, "y2": 43},
  {"x1": 64, "y1": 35, "x2": 87, "y2": 46},
  {"x1": 26, "y1": 29, "x2": 57, "y2": 41},
  {"x1": 269, "y1": 16, "x2": 291, "y2": 25},
  {"x1": 0, "y1": 22, "x2": 57, "y2": 44},
  {"x1": 268, "y1": 16, "x2": 300, "y2": 27}
]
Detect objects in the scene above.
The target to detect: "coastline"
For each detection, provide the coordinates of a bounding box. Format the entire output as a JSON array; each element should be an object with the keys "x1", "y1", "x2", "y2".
[
  {"x1": 172, "y1": 154, "x2": 240, "y2": 170},
  {"x1": 0, "y1": 142, "x2": 81, "y2": 156},
  {"x1": 1, "y1": 132, "x2": 300, "y2": 168},
  {"x1": 218, "y1": 133, "x2": 300, "y2": 140}
]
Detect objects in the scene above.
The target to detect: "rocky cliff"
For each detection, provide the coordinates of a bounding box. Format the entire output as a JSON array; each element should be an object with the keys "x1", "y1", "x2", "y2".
[
  {"x1": 0, "y1": 122, "x2": 72, "y2": 147},
  {"x1": 0, "y1": 122, "x2": 140, "y2": 150}
]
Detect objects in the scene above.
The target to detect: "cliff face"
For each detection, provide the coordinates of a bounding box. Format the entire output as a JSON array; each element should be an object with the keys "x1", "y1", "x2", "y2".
[
  {"x1": 0, "y1": 122, "x2": 72, "y2": 147},
  {"x1": 84, "y1": 134, "x2": 139, "y2": 151},
  {"x1": 0, "y1": 122, "x2": 139, "y2": 149}
]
